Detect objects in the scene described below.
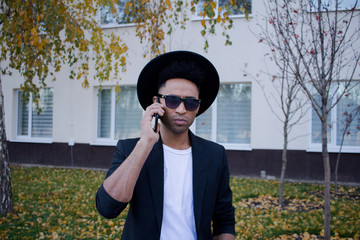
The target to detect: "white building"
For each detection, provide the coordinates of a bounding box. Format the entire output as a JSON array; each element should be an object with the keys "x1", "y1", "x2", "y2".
[{"x1": 3, "y1": 0, "x2": 360, "y2": 182}]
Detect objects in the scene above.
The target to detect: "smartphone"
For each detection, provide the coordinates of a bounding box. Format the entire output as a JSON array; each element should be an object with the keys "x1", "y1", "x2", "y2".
[{"x1": 153, "y1": 97, "x2": 160, "y2": 132}]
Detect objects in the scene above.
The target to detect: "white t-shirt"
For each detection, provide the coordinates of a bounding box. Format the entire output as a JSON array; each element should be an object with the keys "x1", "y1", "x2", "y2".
[{"x1": 160, "y1": 144, "x2": 197, "y2": 240}]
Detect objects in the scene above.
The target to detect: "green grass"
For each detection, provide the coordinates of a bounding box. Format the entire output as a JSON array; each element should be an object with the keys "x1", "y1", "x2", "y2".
[{"x1": 0, "y1": 166, "x2": 359, "y2": 239}]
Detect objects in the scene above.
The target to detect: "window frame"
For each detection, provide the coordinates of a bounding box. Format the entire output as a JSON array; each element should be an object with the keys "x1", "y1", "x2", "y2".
[
  {"x1": 15, "y1": 89, "x2": 53, "y2": 143},
  {"x1": 99, "y1": 0, "x2": 253, "y2": 28},
  {"x1": 94, "y1": 86, "x2": 143, "y2": 145},
  {"x1": 94, "y1": 87, "x2": 117, "y2": 145},
  {"x1": 193, "y1": 82, "x2": 252, "y2": 151},
  {"x1": 98, "y1": 0, "x2": 137, "y2": 29},
  {"x1": 192, "y1": 0, "x2": 252, "y2": 21},
  {"x1": 307, "y1": 85, "x2": 360, "y2": 153},
  {"x1": 307, "y1": 0, "x2": 360, "y2": 12}
]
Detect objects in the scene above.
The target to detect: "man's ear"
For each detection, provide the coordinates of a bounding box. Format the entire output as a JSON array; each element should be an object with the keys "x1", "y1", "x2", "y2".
[
  {"x1": 195, "y1": 104, "x2": 200, "y2": 115},
  {"x1": 153, "y1": 96, "x2": 158, "y2": 103}
]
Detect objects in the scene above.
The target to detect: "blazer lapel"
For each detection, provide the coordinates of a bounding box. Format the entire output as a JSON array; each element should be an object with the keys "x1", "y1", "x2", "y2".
[
  {"x1": 145, "y1": 139, "x2": 164, "y2": 232},
  {"x1": 190, "y1": 131, "x2": 210, "y2": 230}
]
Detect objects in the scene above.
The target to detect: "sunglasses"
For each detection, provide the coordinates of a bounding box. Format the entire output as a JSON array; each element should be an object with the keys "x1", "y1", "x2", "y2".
[{"x1": 157, "y1": 94, "x2": 201, "y2": 111}]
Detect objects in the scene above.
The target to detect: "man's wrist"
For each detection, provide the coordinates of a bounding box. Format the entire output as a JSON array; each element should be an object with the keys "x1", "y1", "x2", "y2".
[{"x1": 137, "y1": 137, "x2": 157, "y2": 150}]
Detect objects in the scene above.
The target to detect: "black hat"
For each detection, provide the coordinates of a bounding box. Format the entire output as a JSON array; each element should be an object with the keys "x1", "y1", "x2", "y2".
[{"x1": 137, "y1": 51, "x2": 219, "y2": 116}]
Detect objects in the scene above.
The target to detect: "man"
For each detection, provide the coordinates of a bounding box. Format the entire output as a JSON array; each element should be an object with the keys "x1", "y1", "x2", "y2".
[{"x1": 96, "y1": 51, "x2": 235, "y2": 240}]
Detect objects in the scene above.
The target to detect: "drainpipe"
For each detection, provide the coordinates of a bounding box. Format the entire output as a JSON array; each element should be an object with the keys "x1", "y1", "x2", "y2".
[{"x1": 68, "y1": 138, "x2": 75, "y2": 167}]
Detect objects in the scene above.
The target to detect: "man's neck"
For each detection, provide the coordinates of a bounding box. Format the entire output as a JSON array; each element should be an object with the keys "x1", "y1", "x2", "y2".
[{"x1": 160, "y1": 128, "x2": 191, "y2": 150}]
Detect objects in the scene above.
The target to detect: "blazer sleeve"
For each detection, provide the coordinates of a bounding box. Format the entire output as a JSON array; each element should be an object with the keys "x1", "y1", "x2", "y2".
[
  {"x1": 95, "y1": 138, "x2": 138, "y2": 219},
  {"x1": 212, "y1": 146, "x2": 235, "y2": 236}
]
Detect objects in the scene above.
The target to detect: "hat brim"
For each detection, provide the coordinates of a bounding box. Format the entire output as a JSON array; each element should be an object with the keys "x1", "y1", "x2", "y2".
[{"x1": 137, "y1": 51, "x2": 219, "y2": 116}]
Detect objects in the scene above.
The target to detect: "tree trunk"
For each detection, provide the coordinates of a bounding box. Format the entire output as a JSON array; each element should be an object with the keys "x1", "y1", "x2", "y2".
[
  {"x1": 321, "y1": 116, "x2": 331, "y2": 240},
  {"x1": 279, "y1": 120, "x2": 288, "y2": 209},
  {"x1": 0, "y1": 74, "x2": 13, "y2": 216}
]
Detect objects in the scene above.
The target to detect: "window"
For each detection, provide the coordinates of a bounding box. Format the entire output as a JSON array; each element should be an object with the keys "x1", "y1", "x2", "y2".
[
  {"x1": 308, "y1": 0, "x2": 359, "y2": 12},
  {"x1": 310, "y1": 83, "x2": 360, "y2": 152},
  {"x1": 97, "y1": 86, "x2": 143, "y2": 142},
  {"x1": 195, "y1": 0, "x2": 251, "y2": 18},
  {"x1": 100, "y1": 0, "x2": 136, "y2": 27},
  {"x1": 195, "y1": 83, "x2": 251, "y2": 149},
  {"x1": 16, "y1": 88, "x2": 53, "y2": 140}
]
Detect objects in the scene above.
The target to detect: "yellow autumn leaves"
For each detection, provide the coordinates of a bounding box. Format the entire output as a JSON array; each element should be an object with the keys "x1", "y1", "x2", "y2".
[
  {"x1": 0, "y1": 0, "x2": 129, "y2": 109},
  {"x1": 230, "y1": 177, "x2": 360, "y2": 239},
  {"x1": 1, "y1": 166, "x2": 359, "y2": 239},
  {"x1": 1, "y1": 0, "x2": 236, "y2": 110}
]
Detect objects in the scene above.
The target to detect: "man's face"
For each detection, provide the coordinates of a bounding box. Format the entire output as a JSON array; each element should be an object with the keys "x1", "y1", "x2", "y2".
[{"x1": 156, "y1": 78, "x2": 200, "y2": 135}]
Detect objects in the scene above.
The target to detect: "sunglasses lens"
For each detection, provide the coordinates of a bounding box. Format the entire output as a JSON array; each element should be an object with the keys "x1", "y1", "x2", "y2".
[
  {"x1": 184, "y1": 99, "x2": 199, "y2": 111},
  {"x1": 165, "y1": 96, "x2": 181, "y2": 109}
]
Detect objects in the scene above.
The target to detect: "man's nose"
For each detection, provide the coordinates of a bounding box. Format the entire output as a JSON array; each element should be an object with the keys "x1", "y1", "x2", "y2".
[{"x1": 175, "y1": 101, "x2": 187, "y2": 114}]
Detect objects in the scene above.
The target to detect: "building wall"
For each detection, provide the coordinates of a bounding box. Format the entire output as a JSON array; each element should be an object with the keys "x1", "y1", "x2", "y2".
[
  {"x1": 3, "y1": 0, "x2": 360, "y2": 182},
  {"x1": 8, "y1": 142, "x2": 360, "y2": 183}
]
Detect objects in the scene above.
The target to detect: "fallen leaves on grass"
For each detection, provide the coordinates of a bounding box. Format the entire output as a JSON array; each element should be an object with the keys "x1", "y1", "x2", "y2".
[
  {"x1": 0, "y1": 166, "x2": 128, "y2": 239},
  {"x1": 238, "y1": 195, "x2": 323, "y2": 212},
  {"x1": 1, "y1": 166, "x2": 359, "y2": 240},
  {"x1": 309, "y1": 190, "x2": 360, "y2": 201},
  {"x1": 230, "y1": 177, "x2": 360, "y2": 240},
  {"x1": 275, "y1": 232, "x2": 322, "y2": 240},
  {"x1": 275, "y1": 231, "x2": 359, "y2": 240}
]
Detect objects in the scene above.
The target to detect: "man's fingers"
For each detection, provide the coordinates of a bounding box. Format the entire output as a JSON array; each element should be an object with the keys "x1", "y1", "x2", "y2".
[{"x1": 145, "y1": 103, "x2": 164, "y2": 120}]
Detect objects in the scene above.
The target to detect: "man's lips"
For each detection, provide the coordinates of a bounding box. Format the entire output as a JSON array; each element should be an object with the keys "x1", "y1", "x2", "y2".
[{"x1": 173, "y1": 118, "x2": 187, "y2": 125}]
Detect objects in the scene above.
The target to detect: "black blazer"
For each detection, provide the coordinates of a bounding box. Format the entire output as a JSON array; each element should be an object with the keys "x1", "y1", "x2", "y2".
[{"x1": 96, "y1": 131, "x2": 235, "y2": 240}]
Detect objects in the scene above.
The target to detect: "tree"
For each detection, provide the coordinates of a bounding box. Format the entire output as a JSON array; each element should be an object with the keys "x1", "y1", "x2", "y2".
[
  {"x1": 0, "y1": 0, "x2": 125, "y2": 216},
  {"x1": 252, "y1": 14, "x2": 308, "y2": 208},
  {"x1": 0, "y1": 75, "x2": 12, "y2": 215},
  {"x1": 272, "y1": 64, "x2": 307, "y2": 210},
  {"x1": 249, "y1": 61, "x2": 307, "y2": 209},
  {"x1": 0, "y1": 0, "x2": 238, "y2": 215},
  {"x1": 259, "y1": 0, "x2": 360, "y2": 239},
  {"x1": 243, "y1": 39, "x2": 307, "y2": 208}
]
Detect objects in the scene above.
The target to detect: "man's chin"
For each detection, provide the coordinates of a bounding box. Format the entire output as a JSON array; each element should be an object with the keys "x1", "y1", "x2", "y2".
[{"x1": 169, "y1": 125, "x2": 189, "y2": 135}]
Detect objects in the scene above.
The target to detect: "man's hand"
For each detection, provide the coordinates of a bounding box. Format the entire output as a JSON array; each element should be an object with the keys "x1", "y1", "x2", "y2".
[{"x1": 140, "y1": 101, "x2": 164, "y2": 145}]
